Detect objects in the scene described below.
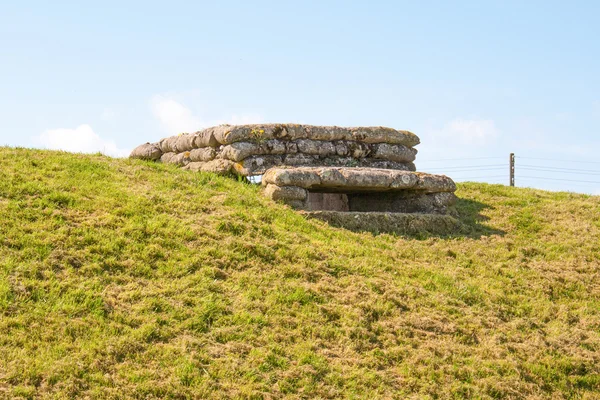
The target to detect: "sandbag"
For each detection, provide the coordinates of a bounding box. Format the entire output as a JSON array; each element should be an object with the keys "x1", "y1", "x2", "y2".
[
  {"x1": 371, "y1": 143, "x2": 417, "y2": 163},
  {"x1": 234, "y1": 154, "x2": 415, "y2": 176},
  {"x1": 160, "y1": 152, "x2": 176, "y2": 164},
  {"x1": 191, "y1": 130, "x2": 219, "y2": 148},
  {"x1": 183, "y1": 159, "x2": 235, "y2": 175},
  {"x1": 219, "y1": 140, "x2": 287, "y2": 162},
  {"x1": 295, "y1": 139, "x2": 337, "y2": 157},
  {"x1": 414, "y1": 173, "x2": 456, "y2": 193},
  {"x1": 263, "y1": 184, "x2": 308, "y2": 201},
  {"x1": 189, "y1": 147, "x2": 216, "y2": 162},
  {"x1": 130, "y1": 143, "x2": 162, "y2": 161},
  {"x1": 215, "y1": 139, "x2": 416, "y2": 164},
  {"x1": 173, "y1": 134, "x2": 196, "y2": 153},
  {"x1": 159, "y1": 136, "x2": 179, "y2": 153},
  {"x1": 160, "y1": 152, "x2": 190, "y2": 166},
  {"x1": 203, "y1": 124, "x2": 420, "y2": 147}
]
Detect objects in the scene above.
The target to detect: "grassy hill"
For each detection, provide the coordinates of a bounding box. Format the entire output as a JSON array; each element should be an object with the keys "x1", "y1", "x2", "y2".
[{"x1": 1, "y1": 147, "x2": 599, "y2": 399}]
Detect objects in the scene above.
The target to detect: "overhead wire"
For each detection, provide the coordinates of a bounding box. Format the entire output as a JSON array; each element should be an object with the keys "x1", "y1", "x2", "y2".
[
  {"x1": 517, "y1": 156, "x2": 600, "y2": 165},
  {"x1": 518, "y1": 167, "x2": 600, "y2": 176},
  {"x1": 424, "y1": 164, "x2": 506, "y2": 170},
  {"x1": 424, "y1": 169, "x2": 506, "y2": 174},
  {"x1": 517, "y1": 164, "x2": 600, "y2": 174},
  {"x1": 453, "y1": 175, "x2": 506, "y2": 180},
  {"x1": 417, "y1": 156, "x2": 506, "y2": 163},
  {"x1": 415, "y1": 155, "x2": 600, "y2": 189},
  {"x1": 518, "y1": 176, "x2": 600, "y2": 184}
]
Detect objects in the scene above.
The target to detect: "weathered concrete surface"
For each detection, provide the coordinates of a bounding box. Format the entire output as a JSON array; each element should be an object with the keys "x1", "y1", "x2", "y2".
[
  {"x1": 131, "y1": 125, "x2": 420, "y2": 159},
  {"x1": 130, "y1": 143, "x2": 162, "y2": 161},
  {"x1": 189, "y1": 147, "x2": 216, "y2": 162},
  {"x1": 202, "y1": 124, "x2": 420, "y2": 147},
  {"x1": 160, "y1": 152, "x2": 190, "y2": 166},
  {"x1": 158, "y1": 133, "x2": 218, "y2": 153},
  {"x1": 371, "y1": 143, "x2": 418, "y2": 163},
  {"x1": 263, "y1": 184, "x2": 308, "y2": 201},
  {"x1": 414, "y1": 173, "x2": 457, "y2": 193},
  {"x1": 235, "y1": 156, "x2": 416, "y2": 176},
  {"x1": 130, "y1": 125, "x2": 421, "y2": 173},
  {"x1": 262, "y1": 167, "x2": 455, "y2": 193},
  {"x1": 306, "y1": 193, "x2": 350, "y2": 212},
  {"x1": 304, "y1": 211, "x2": 460, "y2": 235},
  {"x1": 182, "y1": 159, "x2": 235, "y2": 174},
  {"x1": 217, "y1": 140, "x2": 417, "y2": 163},
  {"x1": 219, "y1": 140, "x2": 288, "y2": 162}
]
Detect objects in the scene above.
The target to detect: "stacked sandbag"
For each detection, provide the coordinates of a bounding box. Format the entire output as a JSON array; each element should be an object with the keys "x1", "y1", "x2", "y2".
[
  {"x1": 129, "y1": 124, "x2": 420, "y2": 175},
  {"x1": 261, "y1": 167, "x2": 457, "y2": 215}
]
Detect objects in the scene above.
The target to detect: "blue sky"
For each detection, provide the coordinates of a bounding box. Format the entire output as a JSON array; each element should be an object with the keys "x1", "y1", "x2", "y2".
[{"x1": 2, "y1": 1, "x2": 600, "y2": 193}]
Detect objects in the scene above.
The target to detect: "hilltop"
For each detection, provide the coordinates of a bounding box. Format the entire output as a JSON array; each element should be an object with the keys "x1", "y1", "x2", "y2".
[{"x1": 0, "y1": 147, "x2": 599, "y2": 399}]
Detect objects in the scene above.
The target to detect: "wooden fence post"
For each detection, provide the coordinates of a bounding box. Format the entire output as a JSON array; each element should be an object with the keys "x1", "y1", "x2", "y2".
[{"x1": 510, "y1": 153, "x2": 515, "y2": 187}]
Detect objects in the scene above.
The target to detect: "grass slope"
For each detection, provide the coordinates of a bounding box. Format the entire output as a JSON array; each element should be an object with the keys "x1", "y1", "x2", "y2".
[{"x1": 1, "y1": 147, "x2": 599, "y2": 399}]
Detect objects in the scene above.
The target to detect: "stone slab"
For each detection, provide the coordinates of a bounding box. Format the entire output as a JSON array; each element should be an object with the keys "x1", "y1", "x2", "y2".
[{"x1": 262, "y1": 167, "x2": 455, "y2": 193}]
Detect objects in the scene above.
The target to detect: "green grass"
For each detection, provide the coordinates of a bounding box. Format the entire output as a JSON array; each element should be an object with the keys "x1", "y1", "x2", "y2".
[{"x1": 1, "y1": 147, "x2": 599, "y2": 399}]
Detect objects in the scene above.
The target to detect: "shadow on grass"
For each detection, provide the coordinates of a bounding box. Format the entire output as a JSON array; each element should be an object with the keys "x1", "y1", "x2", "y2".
[{"x1": 453, "y1": 198, "x2": 505, "y2": 238}]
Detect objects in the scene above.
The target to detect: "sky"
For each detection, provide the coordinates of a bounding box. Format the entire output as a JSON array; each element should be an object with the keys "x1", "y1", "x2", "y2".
[{"x1": 1, "y1": 0, "x2": 600, "y2": 194}]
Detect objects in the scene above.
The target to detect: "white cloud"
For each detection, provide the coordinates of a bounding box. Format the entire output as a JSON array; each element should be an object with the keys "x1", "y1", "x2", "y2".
[
  {"x1": 34, "y1": 124, "x2": 129, "y2": 158},
  {"x1": 150, "y1": 94, "x2": 263, "y2": 135},
  {"x1": 442, "y1": 118, "x2": 498, "y2": 145},
  {"x1": 150, "y1": 95, "x2": 203, "y2": 134}
]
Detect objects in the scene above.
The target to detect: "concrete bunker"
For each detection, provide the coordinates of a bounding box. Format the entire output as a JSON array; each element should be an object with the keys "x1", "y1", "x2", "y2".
[
  {"x1": 130, "y1": 124, "x2": 459, "y2": 234},
  {"x1": 261, "y1": 166, "x2": 457, "y2": 214}
]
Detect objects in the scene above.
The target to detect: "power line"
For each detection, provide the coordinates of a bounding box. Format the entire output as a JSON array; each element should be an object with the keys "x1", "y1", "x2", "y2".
[
  {"x1": 424, "y1": 168, "x2": 506, "y2": 174},
  {"x1": 518, "y1": 156, "x2": 600, "y2": 165},
  {"x1": 518, "y1": 164, "x2": 600, "y2": 174},
  {"x1": 417, "y1": 153, "x2": 600, "y2": 190},
  {"x1": 426, "y1": 164, "x2": 506, "y2": 169},
  {"x1": 424, "y1": 165, "x2": 506, "y2": 172},
  {"x1": 453, "y1": 175, "x2": 506, "y2": 180},
  {"x1": 418, "y1": 157, "x2": 506, "y2": 163},
  {"x1": 519, "y1": 166, "x2": 600, "y2": 176},
  {"x1": 518, "y1": 176, "x2": 600, "y2": 185}
]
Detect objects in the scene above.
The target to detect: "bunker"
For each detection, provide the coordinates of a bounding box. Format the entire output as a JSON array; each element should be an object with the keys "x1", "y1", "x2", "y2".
[{"x1": 130, "y1": 124, "x2": 459, "y2": 234}]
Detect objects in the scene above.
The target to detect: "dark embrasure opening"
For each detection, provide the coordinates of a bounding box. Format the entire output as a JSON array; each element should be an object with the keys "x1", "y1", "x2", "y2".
[{"x1": 305, "y1": 190, "x2": 454, "y2": 214}]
